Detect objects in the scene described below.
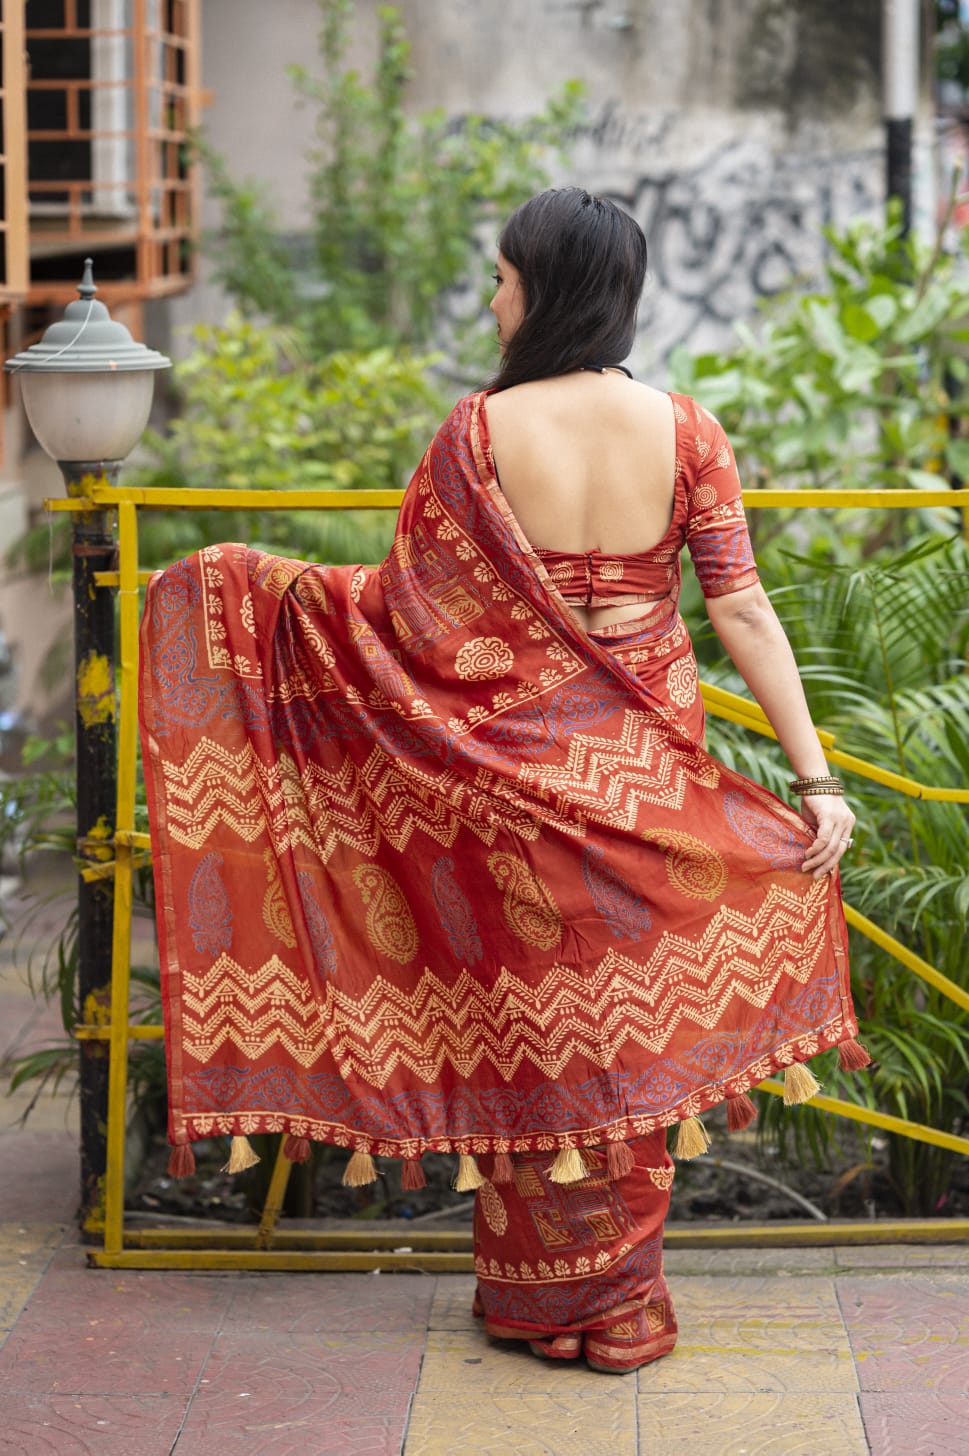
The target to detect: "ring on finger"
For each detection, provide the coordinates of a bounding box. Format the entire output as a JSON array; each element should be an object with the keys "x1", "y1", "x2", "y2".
[{"x1": 840, "y1": 837, "x2": 854, "y2": 849}]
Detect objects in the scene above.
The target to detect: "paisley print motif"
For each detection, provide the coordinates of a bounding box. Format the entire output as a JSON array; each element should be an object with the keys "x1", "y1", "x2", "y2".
[
  {"x1": 581, "y1": 844, "x2": 652, "y2": 940},
  {"x1": 430, "y1": 856, "x2": 483, "y2": 964},
  {"x1": 352, "y1": 863, "x2": 419, "y2": 963},
  {"x1": 723, "y1": 791, "x2": 805, "y2": 869},
  {"x1": 297, "y1": 871, "x2": 337, "y2": 979},
  {"x1": 262, "y1": 848, "x2": 297, "y2": 948},
  {"x1": 188, "y1": 850, "x2": 233, "y2": 956},
  {"x1": 644, "y1": 830, "x2": 728, "y2": 902},
  {"x1": 486, "y1": 852, "x2": 563, "y2": 950}
]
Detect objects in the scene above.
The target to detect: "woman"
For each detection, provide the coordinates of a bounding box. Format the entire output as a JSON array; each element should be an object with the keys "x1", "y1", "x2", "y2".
[
  {"x1": 140, "y1": 188, "x2": 862, "y2": 1377},
  {"x1": 464, "y1": 188, "x2": 857, "y2": 1371}
]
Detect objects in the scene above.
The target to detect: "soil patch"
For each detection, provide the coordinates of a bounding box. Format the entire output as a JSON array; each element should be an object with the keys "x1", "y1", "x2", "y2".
[{"x1": 127, "y1": 1128, "x2": 969, "y2": 1230}]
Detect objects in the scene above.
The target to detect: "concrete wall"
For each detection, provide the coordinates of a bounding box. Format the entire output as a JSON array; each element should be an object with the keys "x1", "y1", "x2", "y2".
[{"x1": 171, "y1": 0, "x2": 934, "y2": 373}]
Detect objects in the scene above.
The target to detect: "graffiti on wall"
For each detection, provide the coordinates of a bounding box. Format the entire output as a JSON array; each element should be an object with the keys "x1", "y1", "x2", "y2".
[
  {"x1": 441, "y1": 106, "x2": 883, "y2": 377},
  {"x1": 598, "y1": 130, "x2": 882, "y2": 365}
]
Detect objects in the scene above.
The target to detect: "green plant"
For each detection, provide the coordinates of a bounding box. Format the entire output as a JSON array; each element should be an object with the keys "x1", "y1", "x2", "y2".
[
  {"x1": 202, "y1": 0, "x2": 582, "y2": 359},
  {"x1": 703, "y1": 545, "x2": 969, "y2": 1215},
  {"x1": 672, "y1": 204, "x2": 969, "y2": 1214},
  {"x1": 130, "y1": 314, "x2": 438, "y2": 568},
  {"x1": 671, "y1": 208, "x2": 969, "y2": 563}
]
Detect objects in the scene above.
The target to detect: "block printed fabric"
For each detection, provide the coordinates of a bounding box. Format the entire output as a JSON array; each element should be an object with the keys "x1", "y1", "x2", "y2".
[
  {"x1": 140, "y1": 390, "x2": 857, "y2": 1165},
  {"x1": 471, "y1": 1133, "x2": 679, "y2": 1370}
]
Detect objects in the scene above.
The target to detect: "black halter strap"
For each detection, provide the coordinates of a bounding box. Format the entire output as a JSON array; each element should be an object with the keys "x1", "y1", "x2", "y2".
[{"x1": 579, "y1": 364, "x2": 633, "y2": 378}]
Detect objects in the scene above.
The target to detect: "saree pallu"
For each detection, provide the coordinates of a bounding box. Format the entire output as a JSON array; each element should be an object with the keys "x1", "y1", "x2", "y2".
[{"x1": 139, "y1": 389, "x2": 860, "y2": 1178}]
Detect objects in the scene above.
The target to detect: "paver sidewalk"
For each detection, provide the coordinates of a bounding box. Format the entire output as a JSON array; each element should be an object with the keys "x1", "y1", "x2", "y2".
[
  {"x1": 2, "y1": 929, "x2": 968, "y2": 1454},
  {"x1": 1, "y1": 1234, "x2": 967, "y2": 1455}
]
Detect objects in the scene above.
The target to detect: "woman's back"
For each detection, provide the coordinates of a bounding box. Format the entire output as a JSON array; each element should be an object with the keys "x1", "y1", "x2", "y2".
[{"x1": 484, "y1": 370, "x2": 676, "y2": 630}]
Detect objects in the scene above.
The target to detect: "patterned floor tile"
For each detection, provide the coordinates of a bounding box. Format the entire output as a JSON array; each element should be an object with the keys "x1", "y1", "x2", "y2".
[
  {"x1": 859, "y1": 1390, "x2": 969, "y2": 1456},
  {"x1": 837, "y1": 1277, "x2": 969, "y2": 1391},
  {"x1": 416, "y1": 1326, "x2": 613, "y2": 1397},
  {"x1": 225, "y1": 1270, "x2": 436, "y2": 1334},
  {"x1": 0, "y1": 1318, "x2": 215, "y2": 1396},
  {"x1": 636, "y1": 1391, "x2": 869, "y2": 1455},
  {"x1": 426, "y1": 1274, "x2": 477, "y2": 1331},
  {"x1": 670, "y1": 1272, "x2": 841, "y2": 1308},
  {"x1": 0, "y1": 1393, "x2": 189, "y2": 1456},
  {"x1": 669, "y1": 1273, "x2": 845, "y2": 1336},
  {"x1": 664, "y1": 1247, "x2": 836, "y2": 1278},
  {"x1": 642, "y1": 1341, "x2": 857, "y2": 1395},
  {"x1": 0, "y1": 1222, "x2": 64, "y2": 1329},
  {"x1": 404, "y1": 1388, "x2": 637, "y2": 1456},
  {"x1": 173, "y1": 1331, "x2": 422, "y2": 1455},
  {"x1": 17, "y1": 1258, "x2": 233, "y2": 1334}
]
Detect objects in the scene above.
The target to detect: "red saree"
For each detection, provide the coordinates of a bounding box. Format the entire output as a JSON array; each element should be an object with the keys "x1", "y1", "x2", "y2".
[
  {"x1": 139, "y1": 390, "x2": 858, "y2": 1190},
  {"x1": 472, "y1": 1132, "x2": 677, "y2": 1371}
]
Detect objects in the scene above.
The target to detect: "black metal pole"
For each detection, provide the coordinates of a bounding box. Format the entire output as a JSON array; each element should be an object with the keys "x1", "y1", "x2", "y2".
[
  {"x1": 63, "y1": 460, "x2": 120, "y2": 1233},
  {"x1": 886, "y1": 115, "x2": 914, "y2": 237}
]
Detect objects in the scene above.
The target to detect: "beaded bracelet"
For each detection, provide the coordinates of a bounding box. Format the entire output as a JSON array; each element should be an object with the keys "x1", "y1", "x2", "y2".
[{"x1": 789, "y1": 775, "x2": 844, "y2": 796}]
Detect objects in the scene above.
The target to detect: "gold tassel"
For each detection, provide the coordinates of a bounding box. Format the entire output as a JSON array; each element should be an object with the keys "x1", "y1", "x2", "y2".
[
  {"x1": 674, "y1": 1116, "x2": 711, "y2": 1160},
  {"x1": 548, "y1": 1147, "x2": 588, "y2": 1184},
  {"x1": 784, "y1": 1061, "x2": 822, "y2": 1106},
  {"x1": 453, "y1": 1154, "x2": 486, "y2": 1192},
  {"x1": 343, "y1": 1149, "x2": 378, "y2": 1186},
  {"x1": 221, "y1": 1134, "x2": 261, "y2": 1174}
]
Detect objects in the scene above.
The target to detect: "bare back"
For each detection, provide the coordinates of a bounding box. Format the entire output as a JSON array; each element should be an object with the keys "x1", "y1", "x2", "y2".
[{"x1": 484, "y1": 371, "x2": 676, "y2": 631}]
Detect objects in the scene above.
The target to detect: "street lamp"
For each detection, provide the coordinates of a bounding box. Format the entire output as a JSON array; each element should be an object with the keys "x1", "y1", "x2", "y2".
[
  {"x1": 4, "y1": 261, "x2": 171, "y2": 1227},
  {"x1": 5, "y1": 257, "x2": 170, "y2": 489}
]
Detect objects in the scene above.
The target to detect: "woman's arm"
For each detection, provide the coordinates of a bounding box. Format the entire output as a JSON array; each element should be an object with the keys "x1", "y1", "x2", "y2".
[{"x1": 704, "y1": 580, "x2": 855, "y2": 879}]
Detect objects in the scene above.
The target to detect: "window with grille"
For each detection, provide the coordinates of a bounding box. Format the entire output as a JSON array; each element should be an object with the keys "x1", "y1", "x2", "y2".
[{"x1": 26, "y1": 0, "x2": 199, "y2": 298}]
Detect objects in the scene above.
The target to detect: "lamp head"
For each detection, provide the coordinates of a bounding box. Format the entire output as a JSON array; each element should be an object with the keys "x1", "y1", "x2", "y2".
[{"x1": 4, "y1": 259, "x2": 171, "y2": 467}]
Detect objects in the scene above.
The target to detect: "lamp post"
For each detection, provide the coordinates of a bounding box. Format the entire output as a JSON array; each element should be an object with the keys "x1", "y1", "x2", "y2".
[{"x1": 5, "y1": 262, "x2": 170, "y2": 1228}]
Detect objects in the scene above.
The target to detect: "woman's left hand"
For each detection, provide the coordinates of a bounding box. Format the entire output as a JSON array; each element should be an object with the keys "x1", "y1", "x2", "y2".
[{"x1": 799, "y1": 793, "x2": 856, "y2": 879}]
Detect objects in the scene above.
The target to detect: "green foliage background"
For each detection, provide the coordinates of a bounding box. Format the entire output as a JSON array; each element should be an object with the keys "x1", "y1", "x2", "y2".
[{"x1": 672, "y1": 213, "x2": 969, "y2": 1215}]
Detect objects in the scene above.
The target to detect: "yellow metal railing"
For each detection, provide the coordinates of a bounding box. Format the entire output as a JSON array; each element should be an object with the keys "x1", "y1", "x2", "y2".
[{"x1": 47, "y1": 482, "x2": 969, "y2": 1269}]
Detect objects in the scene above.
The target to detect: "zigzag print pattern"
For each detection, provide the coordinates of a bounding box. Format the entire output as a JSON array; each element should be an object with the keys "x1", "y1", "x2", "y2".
[
  {"x1": 179, "y1": 881, "x2": 829, "y2": 1086},
  {"x1": 161, "y1": 737, "x2": 556, "y2": 862},
  {"x1": 517, "y1": 709, "x2": 721, "y2": 830}
]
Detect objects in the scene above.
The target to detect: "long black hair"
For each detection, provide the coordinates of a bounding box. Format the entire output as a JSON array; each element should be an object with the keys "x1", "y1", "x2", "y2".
[{"x1": 490, "y1": 188, "x2": 648, "y2": 392}]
